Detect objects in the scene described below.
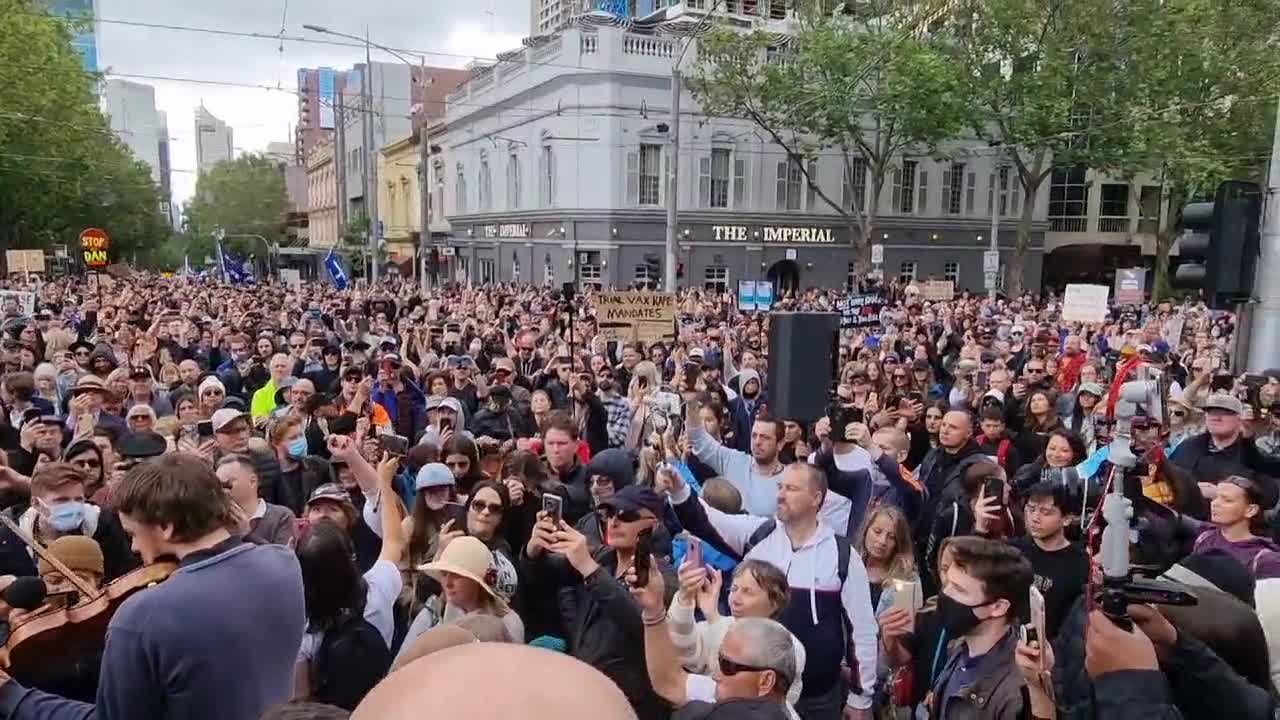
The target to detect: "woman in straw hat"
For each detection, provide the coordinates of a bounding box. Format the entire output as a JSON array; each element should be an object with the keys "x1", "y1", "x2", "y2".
[{"x1": 393, "y1": 535, "x2": 524, "y2": 667}]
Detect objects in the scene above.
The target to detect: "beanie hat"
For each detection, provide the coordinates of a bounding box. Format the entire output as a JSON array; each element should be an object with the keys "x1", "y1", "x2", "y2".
[{"x1": 39, "y1": 535, "x2": 106, "y2": 579}]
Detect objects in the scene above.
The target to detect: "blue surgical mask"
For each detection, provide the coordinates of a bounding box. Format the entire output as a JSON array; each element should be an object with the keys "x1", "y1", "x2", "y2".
[
  {"x1": 287, "y1": 437, "x2": 308, "y2": 460},
  {"x1": 42, "y1": 499, "x2": 85, "y2": 533}
]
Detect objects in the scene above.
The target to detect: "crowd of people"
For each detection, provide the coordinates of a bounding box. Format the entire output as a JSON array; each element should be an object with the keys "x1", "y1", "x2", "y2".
[{"x1": 0, "y1": 273, "x2": 1276, "y2": 720}]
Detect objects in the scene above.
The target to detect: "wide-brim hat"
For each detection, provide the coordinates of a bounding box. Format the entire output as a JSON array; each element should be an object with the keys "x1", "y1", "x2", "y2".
[
  {"x1": 69, "y1": 375, "x2": 114, "y2": 398},
  {"x1": 418, "y1": 536, "x2": 506, "y2": 605}
]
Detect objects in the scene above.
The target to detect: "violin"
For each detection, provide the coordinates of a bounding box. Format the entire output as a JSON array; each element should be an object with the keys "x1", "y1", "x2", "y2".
[{"x1": 0, "y1": 515, "x2": 176, "y2": 670}]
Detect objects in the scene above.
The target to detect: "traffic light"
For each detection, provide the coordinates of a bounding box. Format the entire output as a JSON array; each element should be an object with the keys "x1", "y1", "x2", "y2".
[{"x1": 1173, "y1": 180, "x2": 1262, "y2": 308}]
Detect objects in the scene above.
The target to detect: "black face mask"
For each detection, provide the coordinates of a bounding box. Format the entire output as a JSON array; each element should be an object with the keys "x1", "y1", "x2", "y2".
[{"x1": 936, "y1": 592, "x2": 994, "y2": 638}]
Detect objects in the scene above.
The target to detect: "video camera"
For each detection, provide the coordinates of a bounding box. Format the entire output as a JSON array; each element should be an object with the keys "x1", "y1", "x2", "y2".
[{"x1": 1092, "y1": 367, "x2": 1197, "y2": 628}]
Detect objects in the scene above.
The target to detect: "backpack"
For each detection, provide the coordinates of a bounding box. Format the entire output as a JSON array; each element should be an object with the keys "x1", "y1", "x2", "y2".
[{"x1": 311, "y1": 613, "x2": 392, "y2": 711}]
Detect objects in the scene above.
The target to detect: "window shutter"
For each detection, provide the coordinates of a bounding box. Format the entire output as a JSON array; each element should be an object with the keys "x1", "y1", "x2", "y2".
[
  {"x1": 776, "y1": 161, "x2": 787, "y2": 210},
  {"x1": 626, "y1": 151, "x2": 639, "y2": 206},
  {"x1": 891, "y1": 168, "x2": 902, "y2": 213},
  {"x1": 699, "y1": 156, "x2": 711, "y2": 208},
  {"x1": 733, "y1": 157, "x2": 746, "y2": 208},
  {"x1": 806, "y1": 160, "x2": 818, "y2": 210},
  {"x1": 966, "y1": 171, "x2": 976, "y2": 213},
  {"x1": 917, "y1": 170, "x2": 927, "y2": 214}
]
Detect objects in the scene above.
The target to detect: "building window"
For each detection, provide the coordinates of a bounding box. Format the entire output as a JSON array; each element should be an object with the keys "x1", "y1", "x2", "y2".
[
  {"x1": 704, "y1": 266, "x2": 729, "y2": 293},
  {"x1": 634, "y1": 263, "x2": 659, "y2": 289},
  {"x1": 628, "y1": 144, "x2": 663, "y2": 206},
  {"x1": 512, "y1": 257, "x2": 521, "y2": 283},
  {"x1": 506, "y1": 151, "x2": 521, "y2": 209},
  {"x1": 893, "y1": 159, "x2": 920, "y2": 214},
  {"x1": 805, "y1": 160, "x2": 818, "y2": 209},
  {"x1": 775, "y1": 158, "x2": 803, "y2": 211},
  {"x1": 479, "y1": 259, "x2": 496, "y2": 284},
  {"x1": 988, "y1": 165, "x2": 1021, "y2": 218},
  {"x1": 580, "y1": 263, "x2": 603, "y2": 289},
  {"x1": 699, "y1": 148, "x2": 732, "y2": 209},
  {"x1": 733, "y1": 157, "x2": 746, "y2": 208},
  {"x1": 455, "y1": 164, "x2": 467, "y2": 214},
  {"x1": 478, "y1": 157, "x2": 492, "y2": 211},
  {"x1": 943, "y1": 163, "x2": 966, "y2": 214},
  {"x1": 1138, "y1": 185, "x2": 1161, "y2": 234},
  {"x1": 843, "y1": 156, "x2": 868, "y2": 213},
  {"x1": 847, "y1": 262, "x2": 858, "y2": 290},
  {"x1": 432, "y1": 163, "x2": 444, "y2": 223},
  {"x1": 899, "y1": 261, "x2": 917, "y2": 284},
  {"x1": 1048, "y1": 166, "x2": 1088, "y2": 231},
  {"x1": 539, "y1": 145, "x2": 555, "y2": 207},
  {"x1": 943, "y1": 261, "x2": 960, "y2": 284},
  {"x1": 1099, "y1": 183, "x2": 1130, "y2": 232}
]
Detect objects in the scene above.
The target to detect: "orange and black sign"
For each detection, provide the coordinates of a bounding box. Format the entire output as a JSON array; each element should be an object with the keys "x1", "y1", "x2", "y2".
[{"x1": 79, "y1": 228, "x2": 110, "y2": 268}]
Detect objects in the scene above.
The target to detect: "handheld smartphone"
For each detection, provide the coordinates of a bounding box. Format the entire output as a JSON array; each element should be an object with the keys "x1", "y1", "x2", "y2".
[
  {"x1": 984, "y1": 477, "x2": 1005, "y2": 508},
  {"x1": 632, "y1": 531, "x2": 653, "y2": 588},
  {"x1": 439, "y1": 417, "x2": 454, "y2": 434},
  {"x1": 683, "y1": 363, "x2": 700, "y2": 389},
  {"x1": 686, "y1": 535, "x2": 703, "y2": 569},
  {"x1": 1211, "y1": 372, "x2": 1234, "y2": 392},
  {"x1": 196, "y1": 420, "x2": 214, "y2": 439},
  {"x1": 889, "y1": 578, "x2": 919, "y2": 613},
  {"x1": 379, "y1": 433, "x2": 410, "y2": 457},
  {"x1": 1243, "y1": 373, "x2": 1268, "y2": 408},
  {"x1": 975, "y1": 370, "x2": 990, "y2": 392},
  {"x1": 542, "y1": 493, "x2": 564, "y2": 527},
  {"x1": 444, "y1": 502, "x2": 468, "y2": 530},
  {"x1": 1028, "y1": 586, "x2": 1047, "y2": 667}
]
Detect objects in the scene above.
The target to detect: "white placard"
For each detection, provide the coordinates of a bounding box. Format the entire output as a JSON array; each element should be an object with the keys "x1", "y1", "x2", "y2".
[
  {"x1": 279, "y1": 268, "x2": 302, "y2": 290},
  {"x1": 983, "y1": 250, "x2": 1000, "y2": 274},
  {"x1": 0, "y1": 290, "x2": 35, "y2": 316},
  {"x1": 1062, "y1": 284, "x2": 1110, "y2": 323},
  {"x1": 871, "y1": 244, "x2": 885, "y2": 265}
]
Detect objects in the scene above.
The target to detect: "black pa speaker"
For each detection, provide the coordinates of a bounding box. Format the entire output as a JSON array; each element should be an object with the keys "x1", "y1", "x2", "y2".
[{"x1": 766, "y1": 312, "x2": 840, "y2": 422}]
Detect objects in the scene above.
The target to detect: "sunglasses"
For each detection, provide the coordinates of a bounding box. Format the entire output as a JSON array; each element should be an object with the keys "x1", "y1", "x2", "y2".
[
  {"x1": 601, "y1": 507, "x2": 644, "y2": 523},
  {"x1": 470, "y1": 499, "x2": 504, "y2": 514},
  {"x1": 445, "y1": 459, "x2": 471, "y2": 469},
  {"x1": 289, "y1": 344, "x2": 305, "y2": 350},
  {"x1": 1170, "y1": 410, "x2": 1186, "y2": 418},
  {"x1": 718, "y1": 654, "x2": 786, "y2": 683},
  {"x1": 71, "y1": 459, "x2": 101, "y2": 470}
]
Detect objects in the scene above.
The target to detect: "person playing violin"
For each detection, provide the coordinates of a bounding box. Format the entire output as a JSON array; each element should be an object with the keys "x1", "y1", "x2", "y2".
[
  {"x1": 7, "y1": 537, "x2": 107, "y2": 704},
  {"x1": 0, "y1": 452, "x2": 306, "y2": 720},
  {"x1": 0, "y1": 464, "x2": 136, "y2": 582}
]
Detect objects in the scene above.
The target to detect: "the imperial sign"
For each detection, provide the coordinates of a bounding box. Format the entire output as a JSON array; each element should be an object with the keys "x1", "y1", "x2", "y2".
[
  {"x1": 79, "y1": 227, "x2": 110, "y2": 268},
  {"x1": 712, "y1": 225, "x2": 836, "y2": 244},
  {"x1": 482, "y1": 223, "x2": 531, "y2": 239}
]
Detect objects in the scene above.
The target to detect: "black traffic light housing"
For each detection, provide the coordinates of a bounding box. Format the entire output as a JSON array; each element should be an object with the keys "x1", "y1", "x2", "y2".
[{"x1": 1173, "y1": 180, "x2": 1262, "y2": 309}]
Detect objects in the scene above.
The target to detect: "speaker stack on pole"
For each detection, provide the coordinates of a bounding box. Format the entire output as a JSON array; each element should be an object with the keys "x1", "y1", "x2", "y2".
[{"x1": 765, "y1": 312, "x2": 840, "y2": 422}]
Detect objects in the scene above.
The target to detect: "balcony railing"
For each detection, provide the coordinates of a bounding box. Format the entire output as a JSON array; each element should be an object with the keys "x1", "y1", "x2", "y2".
[
  {"x1": 1049, "y1": 217, "x2": 1087, "y2": 232},
  {"x1": 581, "y1": 33, "x2": 598, "y2": 54},
  {"x1": 623, "y1": 35, "x2": 675, "y2": 58},
  {"x1": 1098, "y1": 217, "x2": 1129, "y2": 233}
]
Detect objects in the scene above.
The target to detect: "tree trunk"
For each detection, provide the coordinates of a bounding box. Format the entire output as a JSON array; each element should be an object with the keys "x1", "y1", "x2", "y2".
[
  {"x1": 1008, "y1": 178, "x2": 1040, "y2": 299},
  {"x1": 1152, "y1": 187, "x2": 1186, "y2": 303}
]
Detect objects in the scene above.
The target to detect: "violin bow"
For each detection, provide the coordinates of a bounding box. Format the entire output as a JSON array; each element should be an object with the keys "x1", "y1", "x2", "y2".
[{"x1": 0, "y1": 514, "x2": 98, "y2": 598}]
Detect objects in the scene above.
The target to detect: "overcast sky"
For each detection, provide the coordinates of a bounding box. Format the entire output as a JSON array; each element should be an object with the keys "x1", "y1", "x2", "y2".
[{"x1": 96, "y1": 0, "x2": 527, "y2": 208}]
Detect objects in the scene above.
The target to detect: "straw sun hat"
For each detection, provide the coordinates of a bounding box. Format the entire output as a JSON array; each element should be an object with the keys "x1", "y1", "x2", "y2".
[{"x1": 420, "y1": 536, "x2": 505, "y2": 604}]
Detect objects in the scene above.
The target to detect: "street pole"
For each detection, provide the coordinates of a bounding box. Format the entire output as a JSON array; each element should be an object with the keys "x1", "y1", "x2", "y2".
[
  {"x1": 366, "y1": 30, "x2": 378, "y2": 284},
  {"x1": 419, "y1": 123, "x2": 432, "y2": 295},
  {"x1": 1248, "y1": 94, "x2": 1280, "y2": 371},
  {"x1": 664, "y1": 69, "x2": 681, "y2": 293},
  {"x1": 335, "y1": 94, "x2": 347, "y2": 234},
  {"x1": 989, "y1": 176, "x2": 1000, "y2": 302}
]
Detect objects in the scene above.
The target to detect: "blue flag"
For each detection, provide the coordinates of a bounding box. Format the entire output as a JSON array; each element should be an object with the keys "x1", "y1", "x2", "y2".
[
  {"x1": 325, "y1": 250, "x2": 349, "y2": 290},
  {"x1": 222, "y1": 250, "x2": 254, "y2": 285}
]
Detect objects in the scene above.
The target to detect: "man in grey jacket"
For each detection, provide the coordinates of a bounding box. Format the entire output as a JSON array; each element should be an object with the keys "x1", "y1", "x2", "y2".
[{"x1": 215, "y1": 453, "x2": 297, "y2": 546}]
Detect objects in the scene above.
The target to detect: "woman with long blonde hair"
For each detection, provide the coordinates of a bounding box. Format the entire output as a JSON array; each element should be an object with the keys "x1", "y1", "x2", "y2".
[{"x1": 856, "y1": 505, "x2": 922, "y2": 616}]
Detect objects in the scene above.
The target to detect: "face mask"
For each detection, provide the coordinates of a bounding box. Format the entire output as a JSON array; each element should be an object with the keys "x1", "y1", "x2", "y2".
[
  {"x1": 936, "y1": 591, "x2": 993, "y2": 637},
  {"x1": 41, "y1": 499, "x2": 85, "y2": 533},
  {"x1": 286, "y1": 437, "x2": 308, "y2": 460}
]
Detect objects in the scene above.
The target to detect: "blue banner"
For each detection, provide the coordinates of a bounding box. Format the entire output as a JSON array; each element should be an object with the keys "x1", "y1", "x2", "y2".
[
  {"x1": 221, "y1": 249, "x2": 254, "y2": 285},
  {"x1": 754, "y1": 281, "x2": 774, "y2": 311},
  {"x1": 325, "y1": 249, "x2": 349, "y2": 290}
]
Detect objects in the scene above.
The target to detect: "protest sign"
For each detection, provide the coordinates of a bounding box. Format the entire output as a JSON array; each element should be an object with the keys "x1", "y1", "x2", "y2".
[
  {"x1": 838, "y1": 293, "x2": 885, "y2": 329},
  {"x1": 595, "y1": 292, "x2": 677, "y2": 342},
  {"x1": 0, "y1": 291, "x2": 36, "y2": 316},
  {"x1": 5, "y1": 250, "x2": 45, "y2": 275},
  {"x1": 922, "y1": 280, "x2": 954, "y2": 301},
  {"x1": 1114, "y1": 268, "x2": 1146, "y2": 305},
  {"x1": 1062, "y1": 284, "x2": 1110, "y2": 323}
]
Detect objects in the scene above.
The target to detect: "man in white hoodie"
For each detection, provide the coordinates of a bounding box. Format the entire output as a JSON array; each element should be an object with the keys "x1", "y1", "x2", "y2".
[{"x1": 658, "y1": 462, "x2": 878, "y2": 720}]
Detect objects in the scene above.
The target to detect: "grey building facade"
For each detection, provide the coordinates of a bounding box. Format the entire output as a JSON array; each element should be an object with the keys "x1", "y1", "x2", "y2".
[{"x1": 439, "y1": 26, "x2": 1047, "y2": 293}]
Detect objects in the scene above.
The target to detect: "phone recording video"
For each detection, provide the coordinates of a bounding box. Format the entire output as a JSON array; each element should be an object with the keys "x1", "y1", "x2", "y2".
[
  {"x1": 196, "y1": 420, "x2": 214, "y2": 439},
  {"x1": 379, "y1": 433, "x2": 410, "y2": 457},
  {"x1": 444, "y1": 502, "x2": 468, "y2": 529},
  {"x1": 542, "y1": 493, "x2": 564, "y2": 528},
  {"x1": 632, "y1": 531, "x2": 653, "y2": 588}
]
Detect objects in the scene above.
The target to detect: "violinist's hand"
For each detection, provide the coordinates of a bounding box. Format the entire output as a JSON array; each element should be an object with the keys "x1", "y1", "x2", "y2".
[{"x1": 0, "y1": 574, "x2": 15, "y2": 621}]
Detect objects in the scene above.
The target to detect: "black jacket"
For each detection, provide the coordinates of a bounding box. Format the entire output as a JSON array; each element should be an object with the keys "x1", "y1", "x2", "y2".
[
  {"x1": 913, "y1": 441, "x2": 988, "y2": 549},
  {"x1": 0, "y1": 503, "x2": 140, "y2": 581},
  {"x1": 470, "y1": 405, "x2": 535, "y2": 441},
  {"x1": 519, "y1": 547, "x2": 676, "y2": 720},
  {"x1": 577, "y1": 394, "x2": 610, "y2": 457},
  {"x1": 1170, "y1": 432, "x2": 1280, "y2": 484}
]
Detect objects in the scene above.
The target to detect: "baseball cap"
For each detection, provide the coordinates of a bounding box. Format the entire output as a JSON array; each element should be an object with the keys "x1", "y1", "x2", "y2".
[
  {"x1": 1204, "y1": 393, "x2": 1244, "y2": 415},
  {"x1": 118, "y1": 430, "x2": 168, "y2": 459},
  {"x1": 210, "y1": 408, "x2": 251, "y2": 433},
  {"x1": 598, "y1": 486, "x2": 665, "y2": 518},
  {"x1": 415, "y1": 463, "x2": 456, "y2": 491},
  {"x1": 128, "y1": 366, "x2": 153, "y2": 381},
  {"x1": 381, "y1": 352, "x2": 403, "y2": 368},
  {"x1": 492, "y1": 357, "x2": 515, "y2": 373},
  {"x1": 1077, "y1": 382, "x2": 1106, "y2": 398},
  {"x1": 307, "y1": 483, "x2": 356, "y2": 508}
]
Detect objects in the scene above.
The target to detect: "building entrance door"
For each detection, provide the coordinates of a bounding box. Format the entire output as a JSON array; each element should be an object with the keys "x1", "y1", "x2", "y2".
[{"x1": 766, "y1": 259, "x2": 801, "y2": 297}]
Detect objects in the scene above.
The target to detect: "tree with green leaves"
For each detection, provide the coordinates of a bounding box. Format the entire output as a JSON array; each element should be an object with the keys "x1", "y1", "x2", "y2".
[
  {"x1": 0, "y1": 0, "x2": 170, "y2": 265},
  {"x1": 1108, "y1": 0, "x2": 1280, "y2": 301},
  {"x1": 943, "y1": 0, "x2": 1142, "y2": 296},
  {"x1": 691, "y1": 2, "x2": 966, "y2": 274},
  {"x1": 184, "y1": 153, "x2": 289, "y2": 256}
]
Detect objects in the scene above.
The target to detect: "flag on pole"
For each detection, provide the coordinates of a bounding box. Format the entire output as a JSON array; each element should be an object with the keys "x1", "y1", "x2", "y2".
[
  {"x1": 325, "y1": 249, "x2": 349, "y2": 290},
  {"x1": 221, "y1": 249, "x2": 254, "y2": 285}
]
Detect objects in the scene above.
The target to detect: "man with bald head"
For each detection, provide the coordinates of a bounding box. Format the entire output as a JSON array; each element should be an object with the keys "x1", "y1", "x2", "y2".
[
  {"x1": 354, "y1": 644, "x2": 638, "y2": 720},
  {"x1": 912, "y1": 409, "x2": 987, "y2": 565},
  {"x1": 169, "y1": 360, "x2": 203, "y2": 407}
]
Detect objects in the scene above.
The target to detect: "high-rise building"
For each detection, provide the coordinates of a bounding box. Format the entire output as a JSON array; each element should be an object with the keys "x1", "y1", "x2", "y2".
[
  {"x1": 102, "y1": 79, "x2": 174, "y2": 224},
  {"x1": 296, "y1": 67, "x2": 348, "y2": 164},
  {"x1": 195, "y1": 105, "x2": 234, "y2": 173},
  {"x1": 45, "y1": 0, "x2": 98, "y2": 74}
]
